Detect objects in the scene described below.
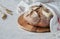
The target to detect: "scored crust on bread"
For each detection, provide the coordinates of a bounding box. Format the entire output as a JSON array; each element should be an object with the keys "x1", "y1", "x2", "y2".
[
  {"x1": 23, "y1": 10, "x2": 40, "y2": 25},
  {"x1": 18, "y1": 4, "x2": 53, "y2": 33},
  {"x1": 23, "y1": 4, "x2": 53, "y2": 27},
  {"x1": 18, "y1": 14, "x2": 50, "y2": 33}
]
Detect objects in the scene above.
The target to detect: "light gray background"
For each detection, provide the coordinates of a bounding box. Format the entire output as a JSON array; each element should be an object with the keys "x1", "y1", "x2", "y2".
[{"x1": 0, "y1": 0, "x2": 60, "y2": 39}]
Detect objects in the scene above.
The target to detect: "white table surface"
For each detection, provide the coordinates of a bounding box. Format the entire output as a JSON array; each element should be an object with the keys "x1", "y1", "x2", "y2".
[{"x1": 0, "y1": 0, "x2": 60, "y2": 39}]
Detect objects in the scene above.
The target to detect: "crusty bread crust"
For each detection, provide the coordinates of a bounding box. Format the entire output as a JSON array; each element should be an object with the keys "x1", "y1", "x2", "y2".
[{"x1": 18, "y1": 14, "x2": 50, "y2": 33}]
